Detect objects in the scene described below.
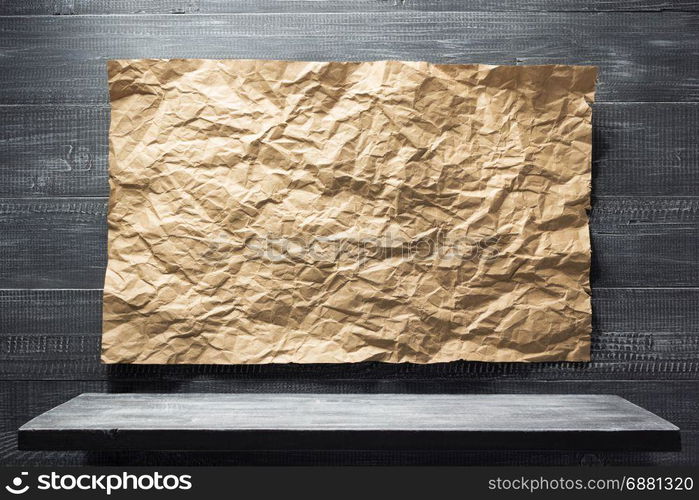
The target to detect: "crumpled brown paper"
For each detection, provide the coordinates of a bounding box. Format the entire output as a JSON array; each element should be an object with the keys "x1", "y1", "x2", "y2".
[{"x1": 102, "y1": 59, "x2": 595, "y2": 364}]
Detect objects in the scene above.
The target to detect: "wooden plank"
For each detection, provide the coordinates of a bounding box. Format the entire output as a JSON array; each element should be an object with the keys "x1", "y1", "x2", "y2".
[
  {"x1": 1, "y1": 288, "x2": 698, "y2": 380},
  {"x1": 4, "y1": 380, "x2": 697, "y2": 430},
  {"x1": 1, "y1": 197, "x2": 698, "y2": 288},
  {"x1": 592, "y1": 103, "x2": 699, "y2": 196},
  {"x1": 2, "y1": 380, "x2": 695, "y2": 464},
  {"x1": 0, "y1": 105, "x2": 108, "y2": 197},
  {"x1": 591, "y1": 198, "x2": 699, "y2": 287},
  {"x1": 0, "y1": 199, "x2": 107, "y2": 288},
  {"x1": 16, "y1": 393, "x2": 680, "y2": 451},
  {"x1": 0, "y1": 13, "x2": 698, "y2": 103},
  {"x1": 2, "y1": 1, "x2": 699, "y2": 15},
  {"x1": 2, "y1": 103, "x2": 697, "y2": 197},
  {"x1": 0, "y1": 289, "x2": 102, "y2": 335}
]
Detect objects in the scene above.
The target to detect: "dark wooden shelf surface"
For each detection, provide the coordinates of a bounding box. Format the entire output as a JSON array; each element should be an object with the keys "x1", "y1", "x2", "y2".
[{"x1": 18, "y1": 393, "x2": 680, "y2": 452}]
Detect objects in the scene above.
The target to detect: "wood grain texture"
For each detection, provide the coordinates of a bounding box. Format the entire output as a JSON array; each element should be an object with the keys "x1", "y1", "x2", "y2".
[
  {"x1": 2, "y1": 103, "x2": 697, "y2": 197},
  {"x1": 2, "y1": 380, "x2": 696, "y2": 464},
  {"x1": 592, "y1": 103, "x2": 699, "y2": 196},
  {"x1": 1, "y1": 288, "x2": 698, "y2": 381},
  {"x1": 0, "y1": 199, "x2": 107, "y2": 288},
  {"x1": 1, "y1": 197, "x2": 698, "y2": 288},
  {"x1": 591, "y1": 198, "x2": 699, "y2": 287},
  {"x1": 5, "y1": 380, "x2": 698, "y2": 429},
  {"x1": 1, "y1": 13, "x2": 699, "y2": 103},
  {"x1": 17, "y1": 393, "x2": 679, "y2": 451},
  {"x1": 2, "y1": 0, "x2": 699, "y2": 15},
  {"x1": 0, "y1": 105, "x2": 108, "y2": 197}
]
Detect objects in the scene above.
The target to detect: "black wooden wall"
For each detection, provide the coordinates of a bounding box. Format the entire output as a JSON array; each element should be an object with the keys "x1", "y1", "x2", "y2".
[{"x1": 1, "y1": 0, "x2": 698, "y2": 466}]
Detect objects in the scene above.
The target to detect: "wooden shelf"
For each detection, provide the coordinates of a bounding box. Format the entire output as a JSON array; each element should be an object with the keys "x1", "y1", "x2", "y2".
[{"x1": 18, "y1": 393, "x2": 680, "y2": 452}]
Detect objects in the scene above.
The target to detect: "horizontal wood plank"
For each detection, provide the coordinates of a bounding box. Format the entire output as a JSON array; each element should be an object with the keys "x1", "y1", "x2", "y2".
[
  {"x1": 0, "y1": 13, "x2": 698, "y2": 103},
  {"x1": 3, "y1": 1, "x2": 699, "y2": 15},
  {"x1": 2, "y1": 380, "x2": 697, "y2": 465},
  {"x1": 590, "y1": 198, "x2": 699, "y2": 287},
  {"x1": 0, "y1": 199, "x2": 107, "y2": 288},
  {"x1": 17, "y1": 393, "x2": 679, "y2": 451},
  {"x1": 2, "y1": 103, "x2": 697, "y2": 197},
  {"x1": 0, "y1": 106, "x2": 108, "y2": 197},
  {"x1": 592, "y1": 103, "x2": 699, "y2": 196},
  {"x1": 4, "y1": 380, "x2": 696, "y2": 431},
  {"x1": 1, "y1": 288, "x2": 698, "y2": 380},
  {"x1": 1, "y1": 197, "x2": 698, "y2": 288}
]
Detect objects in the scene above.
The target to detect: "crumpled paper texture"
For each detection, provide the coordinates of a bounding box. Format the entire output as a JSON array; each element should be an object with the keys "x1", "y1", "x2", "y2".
[{"x1": 102, "y1": 59, "x2": 595, "y2": 364}]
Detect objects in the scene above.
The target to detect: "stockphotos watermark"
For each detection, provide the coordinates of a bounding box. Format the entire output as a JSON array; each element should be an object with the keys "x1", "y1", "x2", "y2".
[
  {"x1": 4, "y1": 471, "x2": 192, "y2": 496},
  {"x1": 5, "y1": 472, "x2": 29, "y2": 495},
  {"x1": 202, "y1": 231, "x2": 509, "y2": 265}
]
